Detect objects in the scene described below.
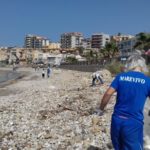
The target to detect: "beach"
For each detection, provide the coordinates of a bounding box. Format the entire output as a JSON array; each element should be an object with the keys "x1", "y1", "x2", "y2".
[{"x1": 0, "y1": 67, "x2": 150, "y2": 149}]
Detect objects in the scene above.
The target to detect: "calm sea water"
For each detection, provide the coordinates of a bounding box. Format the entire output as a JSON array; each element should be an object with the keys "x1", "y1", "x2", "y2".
[{"x1": 0, "y1": 70, "x2": 21, "y2": 83}]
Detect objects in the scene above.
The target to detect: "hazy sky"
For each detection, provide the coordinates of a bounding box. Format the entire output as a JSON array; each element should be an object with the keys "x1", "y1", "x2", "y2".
[{"x1": 0, "y1": 0, "x2": 150, "y2": 47}]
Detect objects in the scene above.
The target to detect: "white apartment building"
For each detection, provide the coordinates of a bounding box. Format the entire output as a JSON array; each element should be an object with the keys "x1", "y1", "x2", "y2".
[
  {"x1": 91, "y1": 33, "x2": 110, "y2": 49},
  {"x1": 25, "y1": 34, "x2": 50, "y2": 49},
  {"x1": 60, "y1": 32, "x2": 83, "y2": 49}
]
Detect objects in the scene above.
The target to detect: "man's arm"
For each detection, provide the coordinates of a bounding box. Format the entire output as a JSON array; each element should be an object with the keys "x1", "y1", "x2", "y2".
[{"x1": 99, "y1": 87, "x2": 116, "y2": 111}]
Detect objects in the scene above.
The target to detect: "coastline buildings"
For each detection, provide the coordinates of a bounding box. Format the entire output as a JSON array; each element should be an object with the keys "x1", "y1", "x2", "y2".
[
  {"x1": 91, "y1": 33, "x2": 110, "y2": 49},
  {"x1": 45, "y1": 42, "x2": 61, "y2": 50},
  {"x1": 111, "y1": 34, "x2": 134, "y2": 45},
  {"x1": 0, "y1": 48, "x2": 8, "y2": 62},
  {"x1": 24, "y1": 34, "x2": 50, "y2": 49},
  {"x1": 60, "y1": 32, "x2": 83, "y2": 49},
  {"x1": 110, "y1": 34, "x2": 136, "y2": 58},
  {"x1": 0, "y1": 47, "x2": 27, "y2": 64},
  {"x1": 81, "y1": 38, "x2": 91, "y2": 49},
  {"x1": 1, "y1": 32, "x2": 148, "y2": 65},
  {"x1": 118, "y1": 37, "x2": 137, "y2": 57}
]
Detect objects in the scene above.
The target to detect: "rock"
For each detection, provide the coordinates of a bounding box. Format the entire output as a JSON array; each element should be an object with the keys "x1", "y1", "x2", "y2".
[
  {"x1": 0, "y1": 131, "x2": 5, "y2": 140},
  {"x1": 87, "y1": 145, "x2": 101, "y2": 150},
  {"x1": 106, "y1": 142, "x2": 113, "y2": 149},
  {"x1": 92, "y1": 115, "x2": 100, "y2": 126},
  {"x1": 1, "y1": 147, "x2": 9, "y2": 150},
  {"x1": 37, "y1": 110, "x2": 54, "y2": 120},
  {"x1": 81, "y1": 77, "x2": 90, "y2": 89}
]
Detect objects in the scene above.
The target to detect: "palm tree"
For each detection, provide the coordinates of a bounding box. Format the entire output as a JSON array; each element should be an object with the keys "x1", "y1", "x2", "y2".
[
  {"x1": 85, "y1": 50, "x2": 94, "y2": 63},
  {"x1": 84, "y1": 49, "x2": 101, "y2": 64},
  {"x1": 101, "y1": 42, "x2": 119, "y2": 58}
]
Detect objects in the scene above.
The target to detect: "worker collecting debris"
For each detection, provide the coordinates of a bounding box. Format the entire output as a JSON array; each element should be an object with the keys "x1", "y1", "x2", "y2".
[
  {"x1": 91, "y1": 71, "x2": 104, "y2": 86},
  {"x1": 95, "y1": 52, "x2": 150, "y2": 150}
]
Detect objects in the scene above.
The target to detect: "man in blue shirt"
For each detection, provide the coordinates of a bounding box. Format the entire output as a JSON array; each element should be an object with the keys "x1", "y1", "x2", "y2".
[
  {"x1": 95, "y1": 54, "x2": 150, "y2": 150},
  {"x1": 47, "y1": 66, "x2": 51, "y2": 78}
]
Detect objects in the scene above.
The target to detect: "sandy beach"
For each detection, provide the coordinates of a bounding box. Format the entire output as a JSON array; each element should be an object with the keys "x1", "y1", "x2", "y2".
[{"x1": 0, "y1": 67, "x2": 150, "y2": 150}]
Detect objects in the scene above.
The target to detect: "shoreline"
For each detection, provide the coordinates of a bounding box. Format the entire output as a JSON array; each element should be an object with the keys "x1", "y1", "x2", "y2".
[{"x1": 0, "y1": 68, "x2": 32, "y2": 88}]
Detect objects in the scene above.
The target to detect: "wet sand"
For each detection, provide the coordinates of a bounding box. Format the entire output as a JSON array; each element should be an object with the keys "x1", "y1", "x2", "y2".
[{"x1": 0, "y1": 68, "x2": 32, "y2": 97}]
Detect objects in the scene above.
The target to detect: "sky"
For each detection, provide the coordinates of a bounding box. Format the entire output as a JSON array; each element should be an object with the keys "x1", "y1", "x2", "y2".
[{"x1": 0, "y1": 0, "x2": 150, "y2": 47}]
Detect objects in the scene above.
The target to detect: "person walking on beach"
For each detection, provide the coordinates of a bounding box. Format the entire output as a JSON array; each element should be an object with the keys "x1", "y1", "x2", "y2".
[
  {"x1": 95, "y1": 54, "x2": 150, "y2": 150},
  {"x1": 34, "y1": 65, "x2": 38, "y2": 71},
  {"x1": 12, "y1": 62, "x2": 16, "y2": 71},
  {"x1": 47, "y1": 66, "x2": 51, "y2": 78},
  {"x1": 42, "y1": 68, "x2": 45, "y2": 78},
  {"x1": 92, "y1": 72, "x2": 104, "y2": 86}
]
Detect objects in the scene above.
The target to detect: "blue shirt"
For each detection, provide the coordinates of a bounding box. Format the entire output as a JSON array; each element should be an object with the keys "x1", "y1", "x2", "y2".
[
  {"x1": 47, "y1": 68, "x2": 51, "y2": 74},
  {"x1": 111, "y1": 71, "x2": 150, "y2": 122}
]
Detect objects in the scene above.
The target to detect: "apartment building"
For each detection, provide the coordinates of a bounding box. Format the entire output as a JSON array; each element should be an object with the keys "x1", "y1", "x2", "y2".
[
  {"x1": 0, "y1": 49, "x2": 8, "y2": 61},
  {"x1": 81, "y1": 38, "x2": 91, "y2": 49},
  {"x1": 91, "y1": 33, "x2": 110, "y2": 49},
  {"x1": 118, "y1": 37, "x2": 137, "y2": 57},
  {"x1": 46, "y1": 42, "x2": 61, "y2": 50},
  {"x1": 60, "y1": 32, "x2": 83, "y2": 49},
  {"x1": 111, "y1": 34, "x2": 134, "y2": 44},
  {"x1": 24, "y1": 34, "x2": 50, "y2": 49}
]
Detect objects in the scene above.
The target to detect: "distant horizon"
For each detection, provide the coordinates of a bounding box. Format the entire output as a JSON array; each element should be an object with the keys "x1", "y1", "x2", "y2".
[{"x1": 0, "y1": 0, "x2": 149, "y2": 47}]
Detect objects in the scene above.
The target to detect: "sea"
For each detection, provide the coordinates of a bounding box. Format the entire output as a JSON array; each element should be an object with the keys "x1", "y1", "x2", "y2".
[{"x1": 0, "y1": 70, "x2": 22, "y2": 85}]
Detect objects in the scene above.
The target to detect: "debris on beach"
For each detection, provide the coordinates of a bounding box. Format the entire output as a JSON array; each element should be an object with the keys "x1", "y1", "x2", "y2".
[{"x1": 0, "y1": 68, "x2": 149, "y2": 149}]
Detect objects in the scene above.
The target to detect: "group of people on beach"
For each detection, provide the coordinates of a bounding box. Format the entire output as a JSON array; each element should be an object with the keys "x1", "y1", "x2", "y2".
[
  {"x1": 42, "y1": 67, "x2": 51, "y2": 78},
  {"x1": 33, "y1": 64, "x2": 51, "y2": 78}
]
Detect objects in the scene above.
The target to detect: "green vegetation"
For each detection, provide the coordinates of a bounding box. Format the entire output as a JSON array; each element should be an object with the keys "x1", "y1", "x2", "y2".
[
  {"x1": 134, "y1": 32, "x2": 150, "y2": 51},
  {"x1": 65, "y1": 56, "x2": 78, "y2": 63},
  {"x1": 83, "y1": 50, "x2": 101, "y2": 63},
  {"x1": 105, "y1": 60, "x2": 150, "y2": 76},
  {"x1": 101, "y1": 42, "x2": 119, "y2": 58},
  {"x1": 105, "y1": 60, "x2": 124, "y2": 75},
  {"x1": 146, "y1": 65, "x2": 150, "y2": 76},
  {"x1": 0, "y1": 60, "x2": 9, "y2": 67},
  {"x1": 76, "y1": 47, "x2": 84, "y2": 55}
]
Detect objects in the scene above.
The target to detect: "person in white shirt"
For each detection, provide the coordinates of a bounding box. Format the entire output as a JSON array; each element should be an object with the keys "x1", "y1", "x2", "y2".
[
  {"x1": 42, "y1": 69, "x2": 45, "y2": 78},
  {"x1": 92, "y1": 72, "x2": 104, "y2": 86}
]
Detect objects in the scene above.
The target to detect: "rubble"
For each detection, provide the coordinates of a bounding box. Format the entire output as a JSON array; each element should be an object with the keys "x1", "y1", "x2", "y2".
[{"x1": 0, "y1": 68, "x2": 149, "y2": 149}]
